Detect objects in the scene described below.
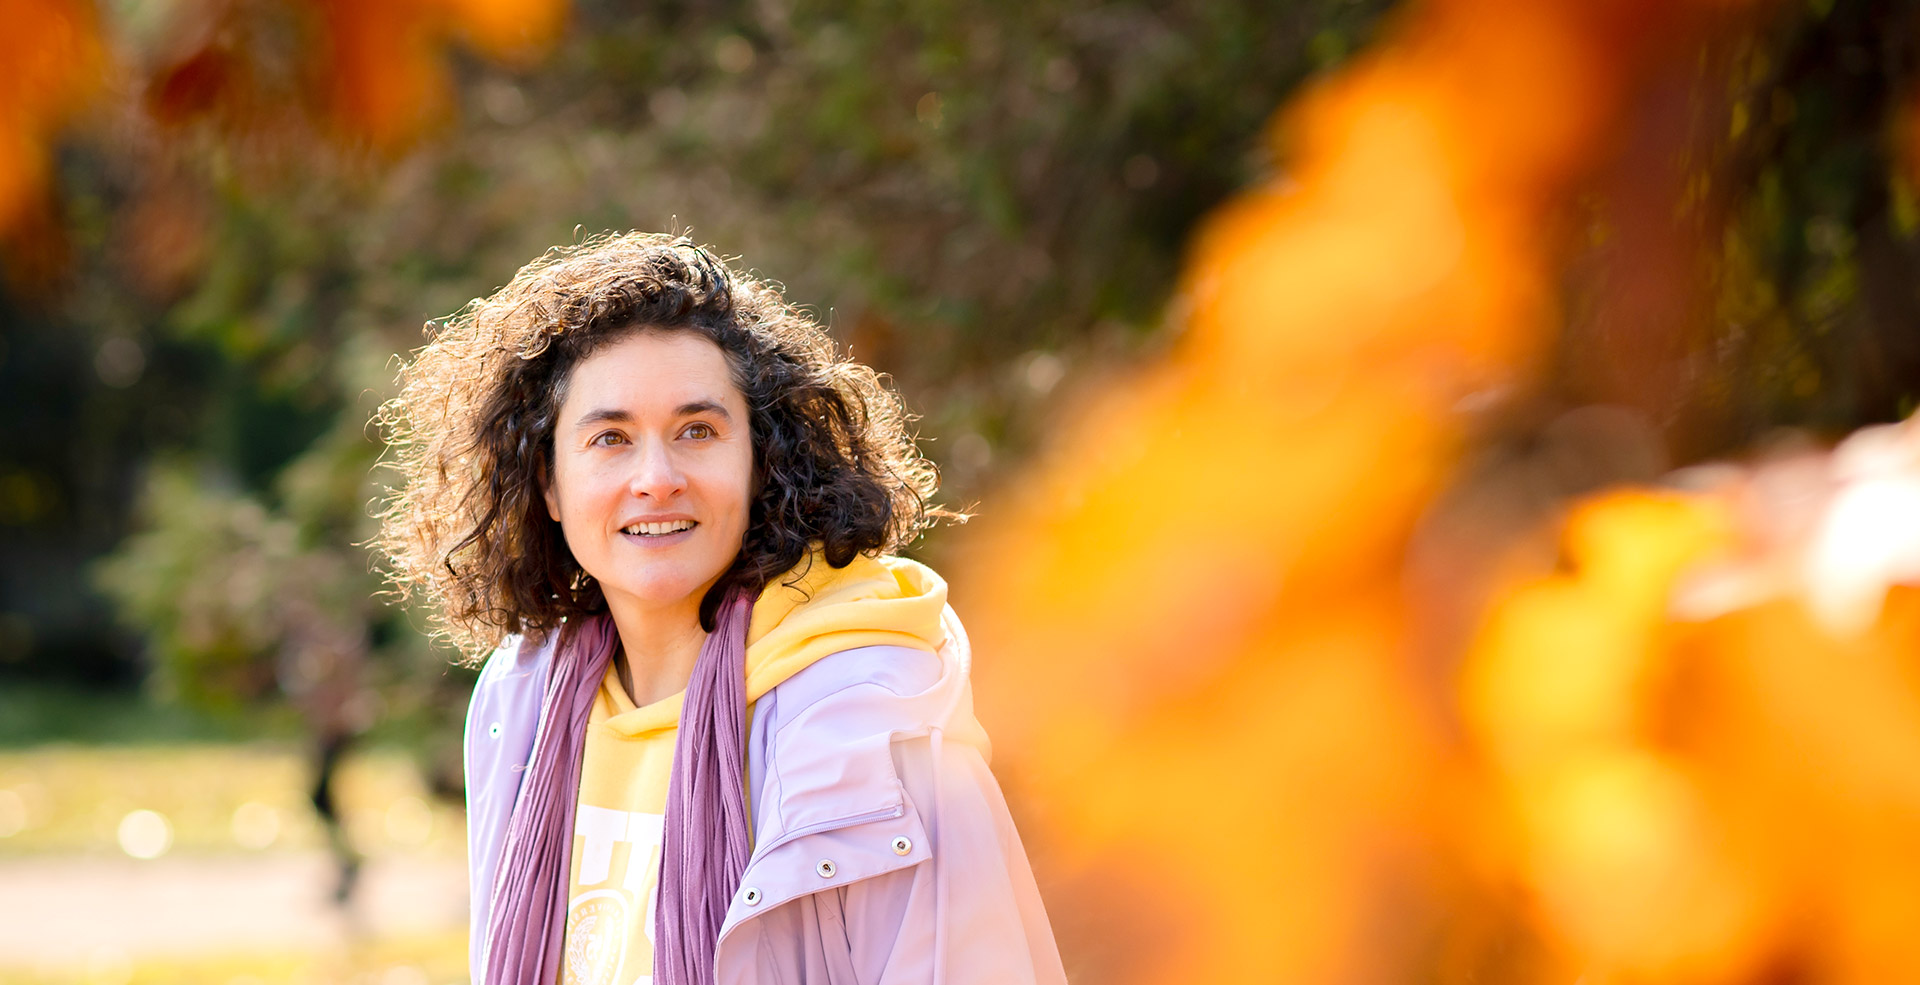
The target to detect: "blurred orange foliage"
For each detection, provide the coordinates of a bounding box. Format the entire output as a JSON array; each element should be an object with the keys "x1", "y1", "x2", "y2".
[
  {"x1": 0, "y1": 0, "x2": 104, "y2": 236},
  {"x1": 1462, "y1": 425, "x2": 1920, "y2": 981},
  {"x1": 145, "y1": 0, "x2": 565, "y2": 150},
  {"x1": 0, "y1": 0, "x2": 567, "y2": 242},
  {"x1": 311, "y1": 0, "x2": 565, "y2": 149},
  {"x1": 955, "y1": 0, "x2": 1920, "y2": 980}
]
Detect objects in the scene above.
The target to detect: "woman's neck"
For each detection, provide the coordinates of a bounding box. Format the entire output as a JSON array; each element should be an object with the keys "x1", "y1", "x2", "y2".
[{"x1": 606, "y1": 599, "x2": 710, "y2": 707}]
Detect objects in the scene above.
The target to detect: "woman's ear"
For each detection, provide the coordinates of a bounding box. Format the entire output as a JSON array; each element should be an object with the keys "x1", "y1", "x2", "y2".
[{"x1": 540, "y1": 459, "x2": 562, "y2": 523}]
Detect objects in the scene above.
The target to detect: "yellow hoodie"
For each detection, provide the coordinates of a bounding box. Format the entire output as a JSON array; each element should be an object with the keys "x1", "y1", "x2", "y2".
[{"x1": 558, "y1": 553, "x2": 947, "y2": 985}]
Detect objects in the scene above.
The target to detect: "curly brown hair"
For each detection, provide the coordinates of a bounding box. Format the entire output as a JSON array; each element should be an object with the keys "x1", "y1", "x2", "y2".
[{"x1": 375, "y1": 232, "x2": 945, "y2": 658}]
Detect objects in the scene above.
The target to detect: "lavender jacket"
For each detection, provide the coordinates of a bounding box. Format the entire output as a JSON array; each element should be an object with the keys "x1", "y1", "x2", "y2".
[{"x1": 465, "y1": 607, "x2": 1070, "y2": 984}]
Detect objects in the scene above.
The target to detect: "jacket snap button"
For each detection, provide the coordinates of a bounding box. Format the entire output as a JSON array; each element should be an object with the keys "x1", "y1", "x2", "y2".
[
  {"x1": 815, "y1": 859, "x2": 837, "y2": 878},
  {"x1": 743, "y1": 887, "x2": 762, "y2": 906},
  {"x1": 890, "y1": 836, "x2": 912, "y2": 856}
]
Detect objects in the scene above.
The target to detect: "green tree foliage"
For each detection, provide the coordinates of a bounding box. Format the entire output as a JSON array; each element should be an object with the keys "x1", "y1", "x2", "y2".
[{"x1": 1550, "y1": 0, "x2": 1920, "y2": 462}]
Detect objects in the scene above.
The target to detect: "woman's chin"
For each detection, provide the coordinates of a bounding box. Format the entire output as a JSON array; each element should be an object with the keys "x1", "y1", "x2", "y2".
[{"x1": 601, "y1": 574, "x2": 723, "y2": 614}]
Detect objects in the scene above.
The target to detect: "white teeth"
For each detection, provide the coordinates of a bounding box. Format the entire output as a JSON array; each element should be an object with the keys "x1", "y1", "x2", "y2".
[{"x1": 623, "y1": 520, "x2": 696, "y2": 536}]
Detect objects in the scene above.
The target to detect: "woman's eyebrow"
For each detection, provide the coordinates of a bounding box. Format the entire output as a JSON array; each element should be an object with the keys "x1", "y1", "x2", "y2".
[
  {"x1": 674, "y1": 400, "x2": 732, "y2": 420},
  {"x1": 574, "y1": 408, "x2": 633, "y2": 428},
  {"x1": 573, "y1": 401, "x2": 732, "y2": 427}
]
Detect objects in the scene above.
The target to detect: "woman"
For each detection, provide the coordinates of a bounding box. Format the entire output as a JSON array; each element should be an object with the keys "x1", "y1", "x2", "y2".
[{"x1": 376, "y1": 233, "x2": 1066, "y2": 985}]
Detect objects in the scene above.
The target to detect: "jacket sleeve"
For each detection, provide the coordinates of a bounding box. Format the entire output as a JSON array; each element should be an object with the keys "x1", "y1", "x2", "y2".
[
  {"x1": 464, "y1": 634, "x2": 545, "y2": 980},
  {"x1": 838, "y1": 727, "x2": 1069, "y2": 985}
]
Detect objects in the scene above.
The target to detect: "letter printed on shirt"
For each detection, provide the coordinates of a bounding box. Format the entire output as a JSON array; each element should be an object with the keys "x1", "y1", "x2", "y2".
[{"x1": 575, "y1": 804, "x2": 628, "y2": 886}]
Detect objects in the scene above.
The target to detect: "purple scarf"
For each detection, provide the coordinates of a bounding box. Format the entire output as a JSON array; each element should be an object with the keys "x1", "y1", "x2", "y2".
[{"x1": 481, "y1": 590, "x2": 754, "y2": 985}]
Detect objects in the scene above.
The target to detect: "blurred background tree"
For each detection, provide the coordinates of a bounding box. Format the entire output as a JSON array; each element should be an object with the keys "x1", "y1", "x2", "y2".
[
  {"x1": 0, "y1": 0, "x2": 1393, "y2": 778},
  {"x1": 1546, "y1": 0, "x2": 1920, "y2": 462}
]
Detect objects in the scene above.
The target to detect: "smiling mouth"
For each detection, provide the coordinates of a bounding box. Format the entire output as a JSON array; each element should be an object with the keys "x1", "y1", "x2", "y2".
[{"x1": 622, "y1": 520, "x2": 697, "y2": 536}]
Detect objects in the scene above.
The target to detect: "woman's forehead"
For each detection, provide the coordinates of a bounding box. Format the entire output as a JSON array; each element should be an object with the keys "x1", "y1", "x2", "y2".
[{"x1": 561, "y1": 332, "x2": 745, "y2": 415}]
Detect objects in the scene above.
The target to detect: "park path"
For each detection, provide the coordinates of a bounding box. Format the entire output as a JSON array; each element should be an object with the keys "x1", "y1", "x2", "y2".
[{"x1": 0, "y1": 852, "x2": 466, "y2": 965}]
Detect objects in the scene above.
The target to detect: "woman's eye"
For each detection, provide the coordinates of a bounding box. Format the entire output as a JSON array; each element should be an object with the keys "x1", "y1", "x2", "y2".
[
  {"x1": 684, "y1": 422, "x2": 716, "y2": 440},
  {"x1": 591, "y1": 431, "x2": 626, "y2": 447}
]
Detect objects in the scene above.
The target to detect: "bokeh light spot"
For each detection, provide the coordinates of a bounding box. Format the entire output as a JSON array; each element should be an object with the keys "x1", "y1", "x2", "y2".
[{"x1": 116, "y1": 808, "x2": 172, "y2": 860}]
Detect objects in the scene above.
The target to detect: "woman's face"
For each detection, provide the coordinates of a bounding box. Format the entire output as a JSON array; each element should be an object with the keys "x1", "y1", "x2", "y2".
[{"x1": 543, "y1": 330, "x2": 755, "y2": 623}]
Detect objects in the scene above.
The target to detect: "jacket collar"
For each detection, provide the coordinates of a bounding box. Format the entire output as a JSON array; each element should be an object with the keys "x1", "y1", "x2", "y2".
[
  {"x1": 720, "y1": 609, "x2": 982, "y2": 941},
  {"x1": 748, "y1": 606, "x2": 981, "y2": 847}
]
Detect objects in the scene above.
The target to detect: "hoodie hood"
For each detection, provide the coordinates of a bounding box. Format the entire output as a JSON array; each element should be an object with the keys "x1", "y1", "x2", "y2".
[{"x1": 600, "y1": 552, "x2": 948, "y2": 736}]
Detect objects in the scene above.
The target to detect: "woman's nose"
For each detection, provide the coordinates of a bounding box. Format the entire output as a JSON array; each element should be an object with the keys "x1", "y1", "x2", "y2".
[{"x1": 627, "y1": 441, "x2": 686, "y2": 499}]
